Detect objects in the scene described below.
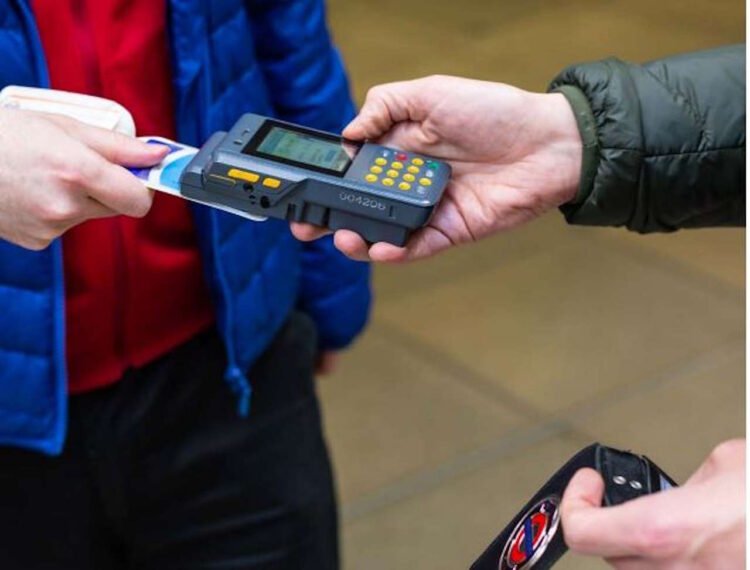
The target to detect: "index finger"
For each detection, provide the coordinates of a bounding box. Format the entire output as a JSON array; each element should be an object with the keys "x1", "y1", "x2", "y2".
[
  {"x1": 47, "y1": 114, "x2": 168, "y2": 167},
  {"x1": 77, "y1": 150, "x2": 154, "y2": 218},
  {"x1": 343, "y1": 79, "x2": 429, "y2": 141}
]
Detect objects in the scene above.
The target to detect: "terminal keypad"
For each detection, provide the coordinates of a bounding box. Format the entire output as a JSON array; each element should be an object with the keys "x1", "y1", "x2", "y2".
[{"x1": 362, "y1": 149, "x2": 438, "y2": 193}]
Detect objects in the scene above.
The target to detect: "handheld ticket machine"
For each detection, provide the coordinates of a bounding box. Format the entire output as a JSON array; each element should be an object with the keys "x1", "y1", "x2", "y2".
[{"x1": 180, "y1": 114, "x2": 451, "y2": 246}]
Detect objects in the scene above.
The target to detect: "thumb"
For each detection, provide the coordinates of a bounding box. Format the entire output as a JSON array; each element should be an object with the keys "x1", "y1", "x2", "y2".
[
  {"x1": 561, "y1": 468, "x2": 610, "y2": 552},
  {"x1": 562, "y1": 468, "x2": 692, "y2": 559},
  {"x1": 343, "y1": 78, "x2": 431, "y2": 141},
  {"x1": 563, "y1": 468, "x2": 606, "y2": 515},
  {"x1": 47, "y1": 115, "x2": 169, "y2": 167}
]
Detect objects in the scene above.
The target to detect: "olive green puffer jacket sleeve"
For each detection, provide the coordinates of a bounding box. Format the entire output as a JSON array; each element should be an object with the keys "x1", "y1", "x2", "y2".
[{"x1": 549, "y1": 45, "x2": 745, "y2": 232}]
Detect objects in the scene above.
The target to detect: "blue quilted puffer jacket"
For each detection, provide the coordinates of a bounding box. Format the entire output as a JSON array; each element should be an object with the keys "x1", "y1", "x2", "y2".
[{"x1": 0, "y1": 0, "x2": 371, "y2": 455}]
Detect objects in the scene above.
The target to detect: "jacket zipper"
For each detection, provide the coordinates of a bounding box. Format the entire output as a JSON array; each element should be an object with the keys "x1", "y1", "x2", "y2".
[
  {"x1": 206, "y1": 210, "x2": 252, "y2": 416},
  {"x1": 71, "y1": 0, "x2": 127, "y2": 365}
]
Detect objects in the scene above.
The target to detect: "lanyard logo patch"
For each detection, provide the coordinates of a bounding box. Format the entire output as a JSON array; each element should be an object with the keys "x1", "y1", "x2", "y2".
[{"x1": 499, "y1": 496, "x2": 560, "y2": 570}]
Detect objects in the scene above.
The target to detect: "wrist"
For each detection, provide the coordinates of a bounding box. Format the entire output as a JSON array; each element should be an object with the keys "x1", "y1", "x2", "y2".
[{"x1": 529, "y1": 92, "x2": 583, "y2": 205}]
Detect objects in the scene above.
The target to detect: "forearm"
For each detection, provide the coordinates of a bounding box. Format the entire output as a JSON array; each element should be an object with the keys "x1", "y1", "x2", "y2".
[{"x1": 550, "y1": 45, "x2": 746, "y2": 232}]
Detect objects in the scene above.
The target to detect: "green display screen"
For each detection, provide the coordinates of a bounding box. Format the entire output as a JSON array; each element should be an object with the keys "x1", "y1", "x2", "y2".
[{"x1": 254, "y1": 126, "x2": 358, "y2": 174}]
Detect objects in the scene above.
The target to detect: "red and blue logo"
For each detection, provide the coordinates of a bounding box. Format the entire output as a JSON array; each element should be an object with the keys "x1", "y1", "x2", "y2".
[{"x1": 499, "y1": 496, "x2": 560, "y2": 570}]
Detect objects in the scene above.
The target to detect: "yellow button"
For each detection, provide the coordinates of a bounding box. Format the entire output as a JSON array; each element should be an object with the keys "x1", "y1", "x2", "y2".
[
  {"x1": 365, "y1": 174, "x2": 378, "y2": 183},
  {"x1": 375, "y1": 158, "x2": 387, "y2": 166},
  {"x1": 386, "y1": 170, "x2": 399, "y2": 178},
  {"x1": 370, "y1": 165, "x2": 383, "y2": 174},
  {"x1": 403, "y1": 173, "x2": 415, "y2": 182},
  {"x1": 228, "y1": 168, "x2": 260, "y2": 183},
  {"x1": 399, "y1": 182, "x2": 411, "y2": 191},
  {"x1": 391, "y1": 161, "x2": 404, "y2": 170},
  {"x1": 263, "y1": 177, "x2": 282, "y2": 189},
  {"x1": 412, "y1": 158, "x2": 425, "y2": 166},
  {"x1": 419, "y1": 178, "x2": 432, "y2": 187},
  {"x1": 382, "y1": 178, "x2": 395, "y2": 187},
  {"x1": 407, "y1": 165, "x2": 420, "y2": 174}
]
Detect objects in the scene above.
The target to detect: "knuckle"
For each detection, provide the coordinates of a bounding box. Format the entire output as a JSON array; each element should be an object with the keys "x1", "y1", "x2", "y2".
[
  {"x1": 21, "y1": 236, "x2": 51, "y2": 251},
  {"x1": 38, "y1": 227, "x2": 60, "y2": 245},
  {"x1": 366, "y1": 85, "x2": 385, "y2": 101},
  {"x1": 79, "y1": 158, "x2": 104, "y2": 182},
  {"x1": 709, "y1": 440, "x2": 745, "y2": 465},
  {"x1": 36, "y1": 199, "x2": 78, "y2": 225},
  {"x1": 129, "y1": 191, "x2": 153, "y2": 218},
  {"x1": 102, "y1": 129, "x2": 125, "y2": 159},
  {"x1": 425, "y1": 74, "x2": 452, "y2": 92},
  {"x1": 55, "y1": 156, "x2": 101, "y2": 188},
  {"x1": 51, "y1": 157, "x2": 83, "y2": 187},
  {"x1": 366, "y1": 84, "x2": 396, "y2": 109},
  {"x1": 701, "y1": 439, "x2": 745, "y2": 477},
  {"x1": 22, "y1": 224, "x2": 60, "y2": 250}
]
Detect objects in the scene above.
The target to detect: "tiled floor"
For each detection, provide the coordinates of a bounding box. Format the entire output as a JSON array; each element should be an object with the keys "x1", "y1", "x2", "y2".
[{"x1": 321, "y1": 2, "x2": 746, "y2": 568}]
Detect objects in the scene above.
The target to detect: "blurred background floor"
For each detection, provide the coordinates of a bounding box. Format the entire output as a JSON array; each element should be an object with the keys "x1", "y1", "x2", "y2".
[{"x1": 320, "y1": 2, "x2": 746, "y2": 568}]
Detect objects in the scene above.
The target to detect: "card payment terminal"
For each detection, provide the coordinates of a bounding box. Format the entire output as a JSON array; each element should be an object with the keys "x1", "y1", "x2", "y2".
[{"x1": 180, "y1": 114, "x2": 451, "y2": 246}]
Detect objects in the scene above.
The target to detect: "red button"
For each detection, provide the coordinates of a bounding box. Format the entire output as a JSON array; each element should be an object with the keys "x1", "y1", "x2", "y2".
[{"x1": 396, "y1": 152, "x2": 407, "y2": 161}]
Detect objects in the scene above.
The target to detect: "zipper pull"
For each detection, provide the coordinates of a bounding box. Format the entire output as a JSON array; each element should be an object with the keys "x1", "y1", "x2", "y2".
[{"x1": 224, "y1": 365, "x2": 252, "y2": 417}]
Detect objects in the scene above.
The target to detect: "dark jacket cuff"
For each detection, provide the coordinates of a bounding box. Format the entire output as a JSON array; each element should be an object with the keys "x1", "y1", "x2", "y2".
[{"x1": 549, "y1": 85, "x2": 599, "y2": 207}]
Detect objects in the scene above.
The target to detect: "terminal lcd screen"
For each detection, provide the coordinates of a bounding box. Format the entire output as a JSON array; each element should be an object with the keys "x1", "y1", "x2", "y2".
[{"x1": 246, "y1": 121, "x2": 360, "y2": 177}]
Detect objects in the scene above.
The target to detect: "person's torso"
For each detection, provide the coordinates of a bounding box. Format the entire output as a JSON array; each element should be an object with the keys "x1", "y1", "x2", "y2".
[
  {"x1": 0, "y1": 0, "x2": 360, "y2": 454},
  {"x1": 32, "y1": 0, "x2": 215, "y2": 392}
]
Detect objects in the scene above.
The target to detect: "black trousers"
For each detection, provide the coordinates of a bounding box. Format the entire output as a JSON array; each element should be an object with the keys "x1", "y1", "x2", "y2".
[{"x1": 0, "y1": 313, "x2": 339, "y2": 570}]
